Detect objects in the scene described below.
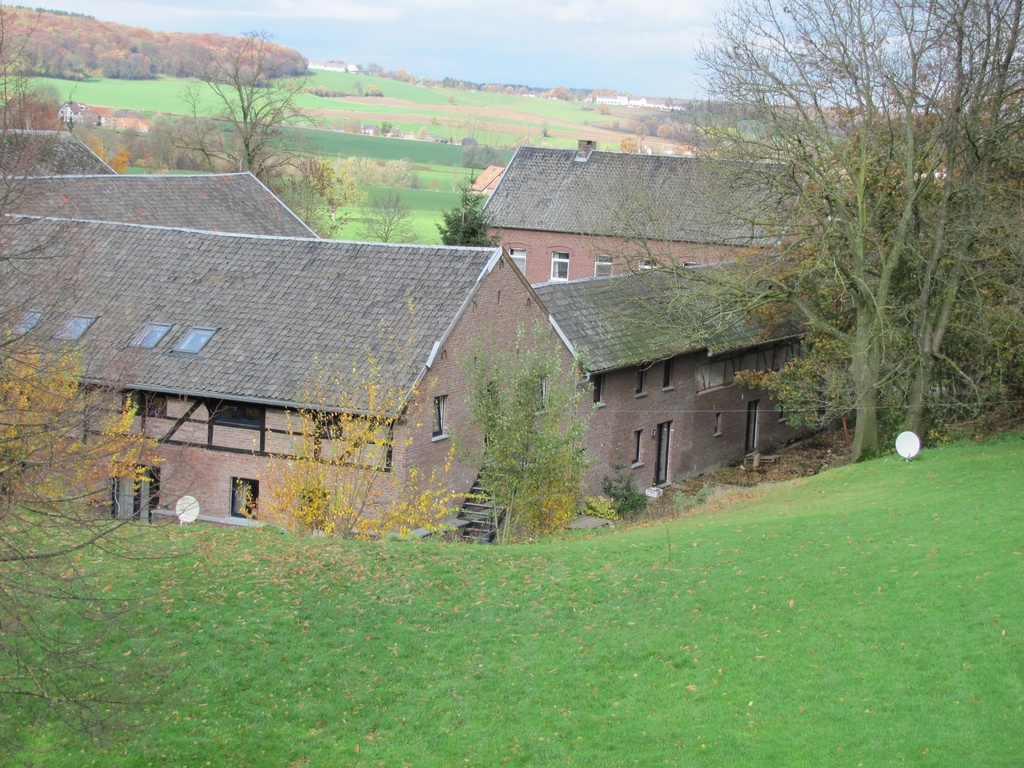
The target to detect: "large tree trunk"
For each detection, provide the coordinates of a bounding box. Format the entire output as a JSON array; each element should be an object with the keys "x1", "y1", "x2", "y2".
[{"x1": 850, "y1": 306, "x2": 883, "y2": 461}]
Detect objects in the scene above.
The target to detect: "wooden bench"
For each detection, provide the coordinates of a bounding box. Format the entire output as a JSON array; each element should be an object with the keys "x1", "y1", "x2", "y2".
[{"x1": 744, "y1": 453, "x2": 780, "y2": 468}]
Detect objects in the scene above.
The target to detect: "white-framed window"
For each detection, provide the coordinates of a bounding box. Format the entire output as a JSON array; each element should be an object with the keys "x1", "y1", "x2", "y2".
[
  {"x1": 594, "y1": 254, "x2": 613, "y2": 278},
  {"x1": 130, "y1": 322, "x2": 173, "y2": 349},
  {"x1": 14, "y1": 310, "x2": 41, "y2": 335},
  {"x1": 175, "y1": 326, "x2": 217, "y2": 354},
  {"x1": 508, "y1": 247, "x2": 526, "y2": 273},
  {"x1": 551, "y1": 251, "x2": 570, "y2": 281},
  {"x1": 432, "y1": 395, "x2": 447, "y2": 438},
  {"x1": 54, "y1": 314, "x2": 97, "y2": 340},
  {"x1": 638, "y1": 258, "x2": 658, "y2": 270}
]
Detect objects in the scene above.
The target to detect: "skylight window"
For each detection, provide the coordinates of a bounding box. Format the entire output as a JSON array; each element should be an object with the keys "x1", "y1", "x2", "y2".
[
  {"x1": 130, "y1": 322, "x2": 173, "y2": 349},
  {"x1": 53, "y1": 315, "x2": 97, "y2": 340},
  {"x1": 174, "y1": 327, "x2": 216, "y2": 354},
  {"x1": 14, "y1": 310, "x2": 41, "y2": 335}
]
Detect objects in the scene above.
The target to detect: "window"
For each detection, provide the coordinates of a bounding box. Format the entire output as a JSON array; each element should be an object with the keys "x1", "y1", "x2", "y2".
[
  {"x1": 594, "y1": 254, "x2": 613, "y2": 278},
  {"x1": 174, "y1": 326, "x2": 217, "y2": 354},
  {"x1": 54, "y1": 314, "x2": 96, "y2": 340},
  {"x1": 550, "y1": 251, "x2": 570, "y2": 281},
  {"x1": 215, "y1": 401, "x2": 264, "y2": 427},
  {"x1": 508, "y1": 247, "x2": 526, "y2": 273},
  {"x1": 697, "y1": 356, "x2": 735, "y2": 391},
  {"x1": 631, "y1": 429, "x2": 643, "y2": 466},
  {"x1": 592, "y1": 373, "x2": 604, "y2": 405},
  {"x1": 638, "y1": 257, "x2": 658, "y2": 270},
  {"x1": 662, "y1": 358, "x2": 673, "y2": 389},
  {"x1": 111, "y1": 466, "x2": 160, "y2": 521},
  {"x1": 714, "y1": 411, "x2": 722, "y2": 436},
  {"x1": 14, "y1": 310, "x2": 41, "y2": 335},
  {"x1": 130, "y1": 322, "x2": 172, "y2": 349},
  {"x1": 432, "y1": 395, "x2": 447, "y2": 438},
  {"x1": 635, "y1": 366, "x2": 646, "y2": 396},
  {"x1": 131, "y1": 391, "x2": 167, "y2": 419},
  {"x1": 231, "y1": 477, "x2": 259, "y2": 519}
]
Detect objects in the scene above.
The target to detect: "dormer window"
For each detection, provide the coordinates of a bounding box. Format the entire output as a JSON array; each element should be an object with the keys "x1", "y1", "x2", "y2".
[
  {"x1": 130, "y1": 322, "x2": 172, "y2": 349},
  {"x1": 174, "y1": 327, "x2": 216, "y2": 354},
  {"x1": 54, "y1": 315, "x2": 96, "y2": 340}
]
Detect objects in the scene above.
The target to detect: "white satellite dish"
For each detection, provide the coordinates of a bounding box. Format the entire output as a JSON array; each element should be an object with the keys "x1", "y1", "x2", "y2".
[
  {"x1": 176, "y1": 495, "x2": 200, "y2": 524},
  {"x1": 895, "y1": 431, "x2": 921, "y2": 461}
]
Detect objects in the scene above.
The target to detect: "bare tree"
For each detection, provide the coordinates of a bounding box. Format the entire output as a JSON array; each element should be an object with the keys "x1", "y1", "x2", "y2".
[
  {"x1": 0, "y1": 8, "x2": 174, "y2": 734},
  {"x1": 177, "y1": 31, "x2": 309, "y2": 182},
  {"x1": 698, "y1": 0, "x2": 1024, "y2": 458},
  {"x1": 360, "y1": 192, "x2": 418, "y2": 243}
]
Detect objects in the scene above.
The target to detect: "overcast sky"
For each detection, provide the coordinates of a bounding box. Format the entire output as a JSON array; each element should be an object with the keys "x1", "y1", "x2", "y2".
[{"x1": 38, "y1": 0, "x2": 726, "y2": 97}]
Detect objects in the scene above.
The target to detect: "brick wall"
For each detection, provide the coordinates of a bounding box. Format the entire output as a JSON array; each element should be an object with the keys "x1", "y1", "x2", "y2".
[
  {"x1": 580, "y1": 349, "x2": 806, "y2": 497},
  {"x1": 137, "y1": 254, "x2": 566, "y2": 523},
  {"x1": 492, "y1": 228, "x2": 741, "y2": 285},
  {"x1": 403, "y1": 255, "x2": 570, "y2": 506}
]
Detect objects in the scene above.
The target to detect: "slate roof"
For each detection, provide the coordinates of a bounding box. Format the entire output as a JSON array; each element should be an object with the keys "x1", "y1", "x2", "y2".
[
  {"x1": 14, "y1": 173, "x2": 317, "y2": 237},
  {"x1": 1, "y1": 218, "x2": 499, "y2": 412},
  {"x1": 484, "y1": 146, "x2": 775, "y2": 246},
  {"x1": 536, "y1": 270, "x2": 794, "y2": 373},
  {"x1": 0, "y1": 130, "x2": 115, "y2": 176}
]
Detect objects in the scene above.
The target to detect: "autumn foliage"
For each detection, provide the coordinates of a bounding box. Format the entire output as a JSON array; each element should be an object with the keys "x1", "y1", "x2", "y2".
[{"x1": 259, "y1": 360, "x2": 456, "y2": 539}]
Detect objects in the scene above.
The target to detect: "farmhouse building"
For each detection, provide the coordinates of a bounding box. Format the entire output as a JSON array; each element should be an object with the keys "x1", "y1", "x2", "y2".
[
  {"x1": 1, "y1": 216, "x2": 558, "y2": 525},
  {"x1": 485, "y1": 142, "x2": 775, "y2": 284},
  {"x1": 536, "y1": 270, "x2": 805, "y2": 495}
]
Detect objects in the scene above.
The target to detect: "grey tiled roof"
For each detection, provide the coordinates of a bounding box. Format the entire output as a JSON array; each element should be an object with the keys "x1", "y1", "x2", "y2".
[
  {"x1": 536, "y1": 270, "x2": 789, "y2": 373},
  {"x1": 484, "y1": 147, "x2": 775, "y2": 245},
  {"x1": 15, "y1": 173, "x2": 317, "y2": 237},
  {"x1": 2, "y1": 218, "x2": 499, "y2": 412},
  {"x1": 1, "y1": 130, "x2": 115, "y2": 175}
]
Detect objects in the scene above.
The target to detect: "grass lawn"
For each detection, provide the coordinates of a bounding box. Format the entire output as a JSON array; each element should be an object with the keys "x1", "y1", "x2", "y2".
[{"x1": 3, "y1": 434, "x2": 1021, "y2": 766}]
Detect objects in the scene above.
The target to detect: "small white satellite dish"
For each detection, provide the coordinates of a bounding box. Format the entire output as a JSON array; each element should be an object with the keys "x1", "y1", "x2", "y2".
[
  {"x1": 895, "y1": 431, "x2": 921, "y2": 461},
  {"x1": 175, "y1": 495, "x2": 200, "y2": 524}
]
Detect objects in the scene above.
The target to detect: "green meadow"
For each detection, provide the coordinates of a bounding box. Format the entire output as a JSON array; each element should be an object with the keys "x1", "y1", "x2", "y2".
[{"x1": 3, "y1": 434, "x2": 1021, "y2": 766}]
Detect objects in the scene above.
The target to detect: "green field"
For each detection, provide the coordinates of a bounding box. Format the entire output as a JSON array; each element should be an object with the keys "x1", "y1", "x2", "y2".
[{"x1": 3, "y1": 434, "x2": 1022, "y2": 766}]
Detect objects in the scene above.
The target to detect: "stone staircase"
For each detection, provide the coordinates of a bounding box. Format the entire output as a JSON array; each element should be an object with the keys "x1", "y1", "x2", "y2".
[{"x1": 452, "y1": 476, "x2": 505, "y2": 543}]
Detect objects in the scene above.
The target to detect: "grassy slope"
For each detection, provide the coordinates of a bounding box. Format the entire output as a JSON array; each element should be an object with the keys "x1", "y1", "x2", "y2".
[{"x1": 2, "y1": 435, "x2": 1022, "y2": 766}]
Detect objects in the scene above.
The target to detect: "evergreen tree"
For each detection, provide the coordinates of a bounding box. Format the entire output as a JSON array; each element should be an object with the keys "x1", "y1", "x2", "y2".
[{"x1": 436, "y1": 185, "x2": 498, "y2": 246}]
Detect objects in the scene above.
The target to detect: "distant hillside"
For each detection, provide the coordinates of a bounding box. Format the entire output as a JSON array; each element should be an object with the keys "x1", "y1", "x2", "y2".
[{"x1": 4, "y1": 6, "x2": 306, "y2": 81}]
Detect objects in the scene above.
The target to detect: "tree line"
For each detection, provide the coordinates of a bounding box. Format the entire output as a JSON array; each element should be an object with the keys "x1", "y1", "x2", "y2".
[{"x1": 5, "y1": 6, "x2": 306, "y2": 81}]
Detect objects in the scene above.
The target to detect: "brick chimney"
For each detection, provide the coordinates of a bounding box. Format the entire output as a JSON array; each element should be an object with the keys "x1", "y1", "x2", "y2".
[{"x1": 575, "y1": 139, "x2": 597, "y2": 161}]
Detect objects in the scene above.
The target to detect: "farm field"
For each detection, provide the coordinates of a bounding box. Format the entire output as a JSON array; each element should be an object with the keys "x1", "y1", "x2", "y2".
[
  {"x1": 2, "y1": 434, "x2": 1021, "y2": 766},
  {"x1": 40, "y1": 70, "x2": 655, "y2": 151}
]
